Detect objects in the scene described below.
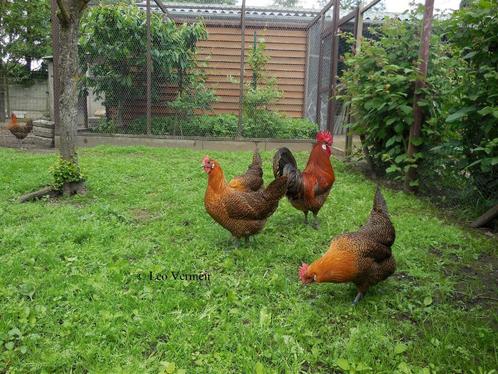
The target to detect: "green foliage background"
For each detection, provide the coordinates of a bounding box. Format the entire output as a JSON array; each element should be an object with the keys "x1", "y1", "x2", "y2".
[{"x1": 339, "y1": 1, "x2": 497, "y2": 212}]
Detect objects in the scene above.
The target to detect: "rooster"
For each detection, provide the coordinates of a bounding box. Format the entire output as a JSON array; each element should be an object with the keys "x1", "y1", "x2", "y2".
[
  {"x1": 203, "y1": 151, "x2": 287, "y2": 244},
  {"x1": 299, "y1": 186, "x2": 395, "y2": 305},
  {"x1": 5, "y1": 113, "x2": 33, "y2": 148},
  {"x1": 272, "y1": 131, "x2": 335, "y2": 228}
]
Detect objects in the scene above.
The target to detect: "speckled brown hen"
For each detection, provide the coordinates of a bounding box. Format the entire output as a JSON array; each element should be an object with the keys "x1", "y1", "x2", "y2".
[
  {"x1": 5, "y1": 113, "x2": 33, "y2": 148},
  {"x1": 299, "y1": 186, "x2": 396, "y2": 304},
  {"x1": 203, "y1": 153, "x2": 287, "y2": 243},
  {"x1": 228, "y1": 150, "x2": 263, "y2": 192}
]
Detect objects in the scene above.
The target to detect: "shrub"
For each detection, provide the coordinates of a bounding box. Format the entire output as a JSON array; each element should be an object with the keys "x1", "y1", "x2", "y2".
[
  {"x1": 50, "y1": 157, "x2": 85, "y2": 189},
  {"x1": 339, "y1": 6, "x2": 465, "y2": 179},
  {"x1": 443, "y1": 0, "x2": 498, "y2": 204},
  {"x1": 92, "y1": 114, "x2": 316, "y2": 139}
]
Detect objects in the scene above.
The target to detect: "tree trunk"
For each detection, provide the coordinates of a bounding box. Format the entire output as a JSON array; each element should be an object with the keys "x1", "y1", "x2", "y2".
[{"x1": 57, "y1": 5, "x2": 82, "y2": 163}]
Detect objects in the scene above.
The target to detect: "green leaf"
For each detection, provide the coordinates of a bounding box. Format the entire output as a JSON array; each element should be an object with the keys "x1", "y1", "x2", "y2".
[
  {"x1": 255, "y1": 361, "x2": 265, "y2": 374},
  {"x1": 386, "y1": 137, "x2": 397, "y2": 147},
  {"x1": 410, "y1": 137, "x2": 423, "y2": 146},
  {"x1": 336, "y1": 358, "x2": 350, "y2": 371},
  {"x1": 356, "y1": 362, "x2": 371, "y2": 371},
  {"x1": 395, "y1": 154, "x2": 407, "y2": 164},
  {"x1": 163, "y1": 362, "x2": 176, "y2": 374},
  {"x1": 8, "y1": 328, "x2": 21, "y2": 337},
  {"x1": 394, "y1": 343, "x2": 408, "y2": 355},
  {"x1": 5, "y1": 342, "x2": 14, "y2": 350},
  {"x1": 386, "y1": 165, "x2": 401, "y2": 174},
  {"x1": 446, "y1": 106, "x2": 475, "y2": 123},
  {"x1": 423, "y1": 296, "x2": 433, "y2": 306}
]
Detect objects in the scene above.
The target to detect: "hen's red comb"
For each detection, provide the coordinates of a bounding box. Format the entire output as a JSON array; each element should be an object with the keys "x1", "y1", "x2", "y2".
[
  {"x1": 316, "y1": 131, "x2": 333, "y2": 145},
  {"x1": 299, "y1": 263, "x2": 309, "y2": 283},
  {"x1": 202, "y1": 155, "x2": 210, "y2": 164}
]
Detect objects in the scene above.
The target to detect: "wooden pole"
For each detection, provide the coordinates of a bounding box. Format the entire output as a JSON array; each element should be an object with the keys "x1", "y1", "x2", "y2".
[
  {"x1": 146, "y1": 0, "x2": 152, "y2": 135},
  {"x1": 238, "y1": 0, "x2": 246, "y2": 138},
  {"x1": 326, "y1": 0, "x2": 341, "y2": 134},
  {"x1": 405, "y1": 0, "x2": 434, "y2": 191},
  {"x1": 345, "y1": 4, "x2": 364, "y2": 157},
  {"x1": 314, "y1": 12, "x2": 325, "y2": 125}
]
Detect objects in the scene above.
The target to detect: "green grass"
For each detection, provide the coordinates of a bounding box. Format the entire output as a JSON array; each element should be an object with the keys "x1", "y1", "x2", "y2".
[{"x1": 0, "y1": 146, "x2": 496, "y2": 373}]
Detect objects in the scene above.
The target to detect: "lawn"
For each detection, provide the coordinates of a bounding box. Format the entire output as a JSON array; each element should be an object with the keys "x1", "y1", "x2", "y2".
[{"x1": 0, "y1": 146, "x2": 496, "y2": 373}]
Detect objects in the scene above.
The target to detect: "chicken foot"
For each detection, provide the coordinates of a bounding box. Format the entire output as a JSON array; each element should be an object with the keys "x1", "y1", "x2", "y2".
[
  {"x1": 311, "y1": 213, "x2": 320, "y2": 229},
  {"x1": 352, "y1": 292, "x2": 364, "y2": 305}
]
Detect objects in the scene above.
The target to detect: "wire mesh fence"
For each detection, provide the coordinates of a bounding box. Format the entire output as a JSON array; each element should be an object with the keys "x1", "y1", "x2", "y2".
[{"x1": 71, "y1": 0, "x2": 327, "y2": 140}]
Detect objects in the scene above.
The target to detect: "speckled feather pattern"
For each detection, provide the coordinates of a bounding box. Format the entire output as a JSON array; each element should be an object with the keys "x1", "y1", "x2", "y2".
[
  {"x1": 305, "y1": 187, "x2": 396, "y2": 294},
  {"x1": 204, "y1": 154, "x2": 287, "y2": 239},
  {"x1": 229, "y1": 151, "x2": 264, "y2": 192}
]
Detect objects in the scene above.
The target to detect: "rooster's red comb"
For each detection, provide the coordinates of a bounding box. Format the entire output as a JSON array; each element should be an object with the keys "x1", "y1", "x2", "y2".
[
  {"x1": 299, "y1": 263, "x2": 309, "y2": 283},
  {"x1": 316, "y1": 131, "x2": 333, "y2": 145}
]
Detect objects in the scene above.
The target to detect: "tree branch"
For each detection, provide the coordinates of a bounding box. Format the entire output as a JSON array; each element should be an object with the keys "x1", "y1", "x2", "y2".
[{"x1": 56, "y1": 0, "x2": 70, "y2": 26}]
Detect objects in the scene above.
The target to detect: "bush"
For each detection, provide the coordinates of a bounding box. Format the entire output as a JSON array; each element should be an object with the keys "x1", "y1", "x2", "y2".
[
  {"x1": 442, "y1": 0, "x2": 498, "y2": 204},
  {"x1": 91, "y1": 113, "x2": 316, "y2": 139},
  {"x1": 339, "y1": 7, "x2": 463, "y2": 179},
  {"x1": 340, "y1": 2, "x2": 497, "y2": 213},
  {"x1": 50, "y1": 157, "x2": 85, "y2": 189}
]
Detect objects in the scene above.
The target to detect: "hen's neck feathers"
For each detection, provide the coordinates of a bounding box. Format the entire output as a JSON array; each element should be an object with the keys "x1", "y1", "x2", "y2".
[
  {"x1": 308, "y1": 249, "x2": 358, "y2": 283},
  {"x1": 207, "y1": 165, "x2": 226, "y2": 192}
]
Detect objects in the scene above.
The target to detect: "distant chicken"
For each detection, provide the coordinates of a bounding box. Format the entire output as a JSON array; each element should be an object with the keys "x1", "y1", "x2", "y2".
[
  {"x1": 273, "y1": 131, "x2": 335, "y2": 228},
  {"x1": 203, "y1": 151, "x2": 287, "y2": 243},
  {"x1": 299, "y1": 187, "x2": 396, "y2": 305},
  {"x1": 5, "y1": 113, "x2": 33, "y2": 148}
]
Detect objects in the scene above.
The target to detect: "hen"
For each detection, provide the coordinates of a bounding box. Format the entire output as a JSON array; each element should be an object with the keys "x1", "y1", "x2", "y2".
[
  {"x1": 228, "y1": 150, "x2": 263, "y2": 192},
  {"x1": 203, "y1": 151, "x2": 287, "y2": 243},
  {"x1": 5, "y1": 113, "x2": 33, "y2": 148},
  {"x1": 299, "y1": 186, "x2": 396, "y2": 305},
  {"x1": 272, "y1": 131, "x2": 335, "y2": 228}
]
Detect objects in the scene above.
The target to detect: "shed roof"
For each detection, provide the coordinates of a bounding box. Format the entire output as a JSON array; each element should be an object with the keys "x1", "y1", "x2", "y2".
[{"x1": 133, "y1": 2, "x2": 408, "y2": 27}]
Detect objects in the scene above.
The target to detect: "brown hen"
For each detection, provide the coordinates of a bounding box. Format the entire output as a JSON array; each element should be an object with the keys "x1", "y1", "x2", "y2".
[
  {"x1": 299, "y1": 186, "x2": 395, "y2": 304},
  {"x1": 203, "y1": 153, "x2": 287, "y2": 243},
  {"x1": 5, "y1": 113, "x2": 33, "y2": 148}
]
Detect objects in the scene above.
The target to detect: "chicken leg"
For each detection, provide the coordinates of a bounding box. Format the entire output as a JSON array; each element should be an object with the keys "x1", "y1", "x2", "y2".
[{"x1": 352, "y1": 292, "x2": 364, "y2": 305}]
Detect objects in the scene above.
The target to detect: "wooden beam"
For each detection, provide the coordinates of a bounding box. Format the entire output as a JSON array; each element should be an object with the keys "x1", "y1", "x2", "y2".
[
  {"x1": 315, "y1": 14, "x2": 325, "y2": 125},
  {"x1": 345, "y1": 4, "x2": 364, "y2": 157},
  {"x1": 153, "y1": 0, "x2": 171, "y2": 19},
  {"x1": 405, "y1": 0, "x2": 435, "y2": 191},
  {"x1": 325, "y1": 0, "x2": 340, "y2": 134}
]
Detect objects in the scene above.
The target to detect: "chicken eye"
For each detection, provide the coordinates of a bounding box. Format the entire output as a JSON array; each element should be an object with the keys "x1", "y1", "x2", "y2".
[{"x1": 321, "y1": 144, "x2": 327, "y2": 151}]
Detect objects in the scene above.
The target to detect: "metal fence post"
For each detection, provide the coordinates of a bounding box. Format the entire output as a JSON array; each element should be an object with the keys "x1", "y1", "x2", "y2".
[
  {"x1": 146, "y1": 0, "x2": 152, "y2": 135},
  {"x1": 238, "y1": 0, "x2": 247, "y2": 138}
]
